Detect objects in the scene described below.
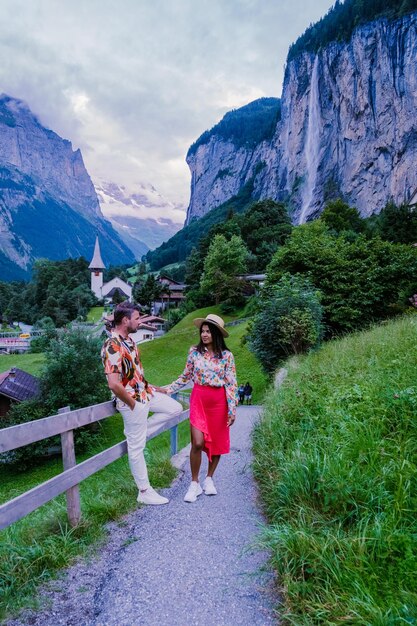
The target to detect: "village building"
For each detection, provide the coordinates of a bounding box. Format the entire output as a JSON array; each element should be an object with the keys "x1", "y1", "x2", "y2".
[
  {"x1": 0, "y1": 368, "x2": 40, "y2": 417},
  {"x1": 103, "y1": 313, "x2": 165, "y2": 344},
  {"x1": 153, "y1": 275, "x2": 186, "y2": 313},
  {"x1": 89, "y1": 237, "x2": 132, "y2": 302}
]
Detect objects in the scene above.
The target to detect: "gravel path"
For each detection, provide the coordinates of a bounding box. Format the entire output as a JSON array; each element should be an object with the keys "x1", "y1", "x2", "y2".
[{"x1": 5, "y1": 405, "x2": 278, "y2": 626}]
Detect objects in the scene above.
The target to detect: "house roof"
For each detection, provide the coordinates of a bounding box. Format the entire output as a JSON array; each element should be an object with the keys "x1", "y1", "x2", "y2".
[
  {"x1": 140, "y1": 315, "x2": 165, "y2": 324},
  {"x1": 0, "y1": 368, "x2": 41, "y2": 402},
  {"x1": 138, "y1": 323, "x2": 157, "y2": 331},
  {"x1": 88, "y1": 236, "x2": 106, "y2": 270},
  {"x1": 158, "y1": 275, "x2": 181, "y2": 285},
  {"x1": 104, "y1": 286, "x2": 131, "y2": 298}
]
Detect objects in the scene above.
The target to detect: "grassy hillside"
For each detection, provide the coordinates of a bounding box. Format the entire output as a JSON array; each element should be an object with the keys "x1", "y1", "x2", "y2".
[
  {"x1": 253, "y1": 315, "x2": 417, "y2": 624},
  {"x1": 0, "y1": 352, "x2": 44, "y2": 376}
]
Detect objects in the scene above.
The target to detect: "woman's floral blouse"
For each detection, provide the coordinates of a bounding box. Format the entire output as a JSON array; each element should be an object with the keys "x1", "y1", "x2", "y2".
[{"x1": 165, "y1": 347, "x2": 238, "y2": 418}]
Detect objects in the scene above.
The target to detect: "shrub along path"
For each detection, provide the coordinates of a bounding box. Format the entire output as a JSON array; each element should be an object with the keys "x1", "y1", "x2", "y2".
[{"x1": 5, "y1": 405, "x2": 277, "y2": 626}]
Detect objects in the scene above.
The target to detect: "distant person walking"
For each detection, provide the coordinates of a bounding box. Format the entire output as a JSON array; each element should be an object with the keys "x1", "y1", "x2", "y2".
[
  {"x1": 158, "y1": 314, "x2": 238, "y2": 503},
  {"x1": 244, "y1": 382, "x2": 253, "y2": 405},
  {"x1": 101, "y1": 301, "x2": 182, "y2": 505},
  {"x1": 238, "y1": 383, "x2": 245, "y2": 404}
]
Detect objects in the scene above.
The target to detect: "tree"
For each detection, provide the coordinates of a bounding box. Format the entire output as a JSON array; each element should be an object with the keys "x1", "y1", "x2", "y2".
[
  {"x1": 134, "y1": 274, "x2": 164, "y2": 310},
  {"x1": 320, "y1": 199, "x2": 365, "y2": 235},
  {"x1": 248, "y1": 273, "x2": 323, "y2": 373},
  {"x1": 375, "y1": 201, "x2": 417, "y2": 244},
  {"x1": 41, "y1": 328, "x2": 109, "y2": 411},
  {"x1": 266, "y1": 220, "x2": 417, "y2": 334},
  {"x1": 200, "y1": 234, "x2": 248, "y2": 304},
  {"x1": 239, "y1": 199, "x2": 292, "y2": 269},
  {"x1": 30, "y1": 316, "x2": 58, "y2": 353}
]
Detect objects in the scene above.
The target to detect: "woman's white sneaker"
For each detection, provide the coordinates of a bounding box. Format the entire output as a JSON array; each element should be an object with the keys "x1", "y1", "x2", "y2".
[
  {"x1": 184, "y1": 481, "x2": 203, "y2": 502},
  {"x1": 203, "y1": 477, "x2": 217, "y2": 496}
]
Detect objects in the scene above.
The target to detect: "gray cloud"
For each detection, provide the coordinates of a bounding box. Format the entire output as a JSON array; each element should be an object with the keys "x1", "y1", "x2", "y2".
[{"x1": 0, "y1": 0, "x2": 332, "y2": 219}]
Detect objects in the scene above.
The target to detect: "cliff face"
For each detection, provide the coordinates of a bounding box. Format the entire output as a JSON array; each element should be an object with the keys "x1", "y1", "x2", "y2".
[
  {"x1": 185, "y1": 139, "x2": 266, "y2": 223},
  {"x1": 0, "y1": 95, "x2": 133, "y2": 279},
  {"x1": 186, "y1": 13, "x2": 417, "y2": 224},
  {"x1": 185, "y1": 97, "x2": 281, "y2": 224}
]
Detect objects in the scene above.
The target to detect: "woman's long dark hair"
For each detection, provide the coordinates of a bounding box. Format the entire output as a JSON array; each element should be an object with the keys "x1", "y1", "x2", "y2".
[{"x1": 196, "y1": 322, "x2": 228, "y2": 357}]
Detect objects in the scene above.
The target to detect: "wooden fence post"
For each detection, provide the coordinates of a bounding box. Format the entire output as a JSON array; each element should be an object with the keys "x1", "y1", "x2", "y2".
[
  {"x1": 170, "y1": 425, "x2": 178, "y2": 456},
  {"x1": 59, "y1": 407, "x2": 81, "y2": 527}
]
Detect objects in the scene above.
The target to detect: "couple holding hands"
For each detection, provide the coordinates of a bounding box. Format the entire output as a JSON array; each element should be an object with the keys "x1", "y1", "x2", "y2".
[{"x1": 101, "y1": 302, "x2": 238, "y2": 505}]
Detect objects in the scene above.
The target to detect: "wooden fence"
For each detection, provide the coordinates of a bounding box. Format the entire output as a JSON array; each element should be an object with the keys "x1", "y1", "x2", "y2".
[{"x1": 0, "y1": 394, "x2": 189, "y2": 531}]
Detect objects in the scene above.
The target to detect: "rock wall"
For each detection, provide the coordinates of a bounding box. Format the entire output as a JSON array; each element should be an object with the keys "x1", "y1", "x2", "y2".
[{"x1": 186, "y1": 13, "x2": 417, "y2": 224}]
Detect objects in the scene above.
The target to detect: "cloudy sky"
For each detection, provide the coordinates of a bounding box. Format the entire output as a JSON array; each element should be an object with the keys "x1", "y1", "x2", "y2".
[{"x1": 0, "y1": 0, "x2": 332, "y2": 222}]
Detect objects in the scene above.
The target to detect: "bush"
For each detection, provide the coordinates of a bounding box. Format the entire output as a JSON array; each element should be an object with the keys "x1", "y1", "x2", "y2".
[
  {"x1": 0, "y1": 400, "x2": 55, "y2": 469},
  {"x1": 30, "y1": 316, "x2": 58, "y2": 353},
  {"x1": 248, "y1": 274, "x2": 323, "y2": 373},
  {"x1": 0, "y1": 329, "x2": 109, "y2": 468}
]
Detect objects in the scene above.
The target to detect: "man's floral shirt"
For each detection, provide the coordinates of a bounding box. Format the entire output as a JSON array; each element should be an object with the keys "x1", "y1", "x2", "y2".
[{"x1": 101, "y1": 332, "x2": 148, "y2": 403}]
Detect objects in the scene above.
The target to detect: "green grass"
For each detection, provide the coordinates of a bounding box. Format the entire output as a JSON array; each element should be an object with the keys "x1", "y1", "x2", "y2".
[
  {"x1": 0, "y1": 352, "x2": 45, "y2": 376},
  {"x1": 253, "y1": 315, "x2": 417, "y2": 624},
  {"x1": 86, "y1": 307, "x2": 104, "y2": 323}
]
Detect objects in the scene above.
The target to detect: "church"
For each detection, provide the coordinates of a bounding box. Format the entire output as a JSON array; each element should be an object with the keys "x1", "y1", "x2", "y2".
[{"x1": 88, "y1": 237, "x2": 132, "y2": 302}]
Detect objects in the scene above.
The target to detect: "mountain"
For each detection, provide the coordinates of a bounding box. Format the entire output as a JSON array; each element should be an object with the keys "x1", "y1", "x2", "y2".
[
  {"x1": 0, "y1": 95, "x2": 134, "y2": 281},
  {"x1": 185, "y1": 10, "x2": 417, "y2": 224},
  {"x1": 95, "y1": 180, "x2": 184, "y2": 259},
  {"x1": 185, "y1": 98, "x2": 280, "y2": 224}
]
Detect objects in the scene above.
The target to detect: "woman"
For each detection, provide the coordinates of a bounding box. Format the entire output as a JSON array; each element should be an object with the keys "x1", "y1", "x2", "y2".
[{"x1": 163, "y1": 313, "x2": 238, "y2": 503}]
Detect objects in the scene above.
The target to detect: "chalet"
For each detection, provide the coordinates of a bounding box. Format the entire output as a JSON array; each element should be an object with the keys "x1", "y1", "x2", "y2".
[
  {"x1": 0, "y1": 368, "x2": 40, "y2": 417},
  {"x1": 154, "y1": 275, "x2": 186, "y2": 313},
  {"x1": 139, "y1": 314, "x2": 166, "y2": 335},
  {"x1": 103, "y1": 313, "x2": 164, "y2": 343}
]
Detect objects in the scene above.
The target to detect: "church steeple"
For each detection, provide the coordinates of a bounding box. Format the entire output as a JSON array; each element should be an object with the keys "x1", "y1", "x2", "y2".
[
  {"x1": 89, "y1": 236, "x2": 105, "y2": 270},
  {"x1": 89, "y1": 236, "x2": 105, "y2": 298}
]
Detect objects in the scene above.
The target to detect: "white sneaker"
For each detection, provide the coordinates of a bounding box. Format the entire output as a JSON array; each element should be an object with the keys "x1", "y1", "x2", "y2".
[
  {"x1": 184, "y1": 481, "x2": 203, "y2": 503},
  {"x1": 203, "y1": 476, "x2": 217, "y2": 496},
  {"x1": 137, "y1": 486, "x2": 169, "y2": 505}
]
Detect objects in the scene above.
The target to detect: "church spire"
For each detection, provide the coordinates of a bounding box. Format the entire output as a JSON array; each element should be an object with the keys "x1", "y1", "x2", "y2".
[
  {"x1": 89, "y1": 236, "x2": 105, "y2": 299},
  {"x1": 88, "y1": 236, "x2": 105, "y2": 270}
]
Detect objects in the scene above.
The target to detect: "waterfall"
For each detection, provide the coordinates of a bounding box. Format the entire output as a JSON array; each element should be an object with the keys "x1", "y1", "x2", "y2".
[{"x1": 299, "y1": 55, "x2": 321, "y2": 224}]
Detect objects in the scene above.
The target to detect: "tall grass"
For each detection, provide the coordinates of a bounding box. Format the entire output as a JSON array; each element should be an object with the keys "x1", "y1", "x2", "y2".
[{"x1": 253, "y1": 315, "x2": 417, "y2": 624}]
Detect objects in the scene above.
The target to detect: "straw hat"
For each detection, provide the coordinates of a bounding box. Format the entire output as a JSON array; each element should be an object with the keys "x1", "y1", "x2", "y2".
[{"x1": 193, "y1": 313, "x2": 229, "y2": 337}]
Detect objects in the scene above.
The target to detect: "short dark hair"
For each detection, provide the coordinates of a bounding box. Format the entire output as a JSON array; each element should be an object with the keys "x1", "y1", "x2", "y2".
[{"x1": 113, "y1": 301, "x2": 141, "y2": 325}]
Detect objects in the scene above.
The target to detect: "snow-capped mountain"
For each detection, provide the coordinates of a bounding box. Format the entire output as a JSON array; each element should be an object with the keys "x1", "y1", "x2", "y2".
[{"x1": 95, "y1": 180, "x2": 185, "y2": 259}]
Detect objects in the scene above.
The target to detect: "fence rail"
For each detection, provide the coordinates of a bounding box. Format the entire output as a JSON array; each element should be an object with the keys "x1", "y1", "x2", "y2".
[{"x1": 0, "y1": 396, "x2": 189, "y2": 531}]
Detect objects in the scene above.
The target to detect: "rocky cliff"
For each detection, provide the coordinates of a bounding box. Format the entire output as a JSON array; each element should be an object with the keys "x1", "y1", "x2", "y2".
[
  {"x1": 0, "y1": 95, "x2": 133, "y2": 280},
  {"x1": 186, "y1": 12, "x2": 417, "y2": 224}
]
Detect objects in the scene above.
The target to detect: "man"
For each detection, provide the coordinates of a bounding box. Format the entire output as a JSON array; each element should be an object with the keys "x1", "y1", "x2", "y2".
[{"x1": 102, "y1": 301, "x2": 182, "y2": 505}]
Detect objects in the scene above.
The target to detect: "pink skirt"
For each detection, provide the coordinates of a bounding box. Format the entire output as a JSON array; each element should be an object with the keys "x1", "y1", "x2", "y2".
[{"x1": 190, "y1": 384, "x2": 230, "y2": 461}]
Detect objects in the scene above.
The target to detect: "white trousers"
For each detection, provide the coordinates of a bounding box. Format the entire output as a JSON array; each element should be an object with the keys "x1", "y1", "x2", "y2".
[{"x1": 117, "y1": 392, "x2": 183, "y2": 490}]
